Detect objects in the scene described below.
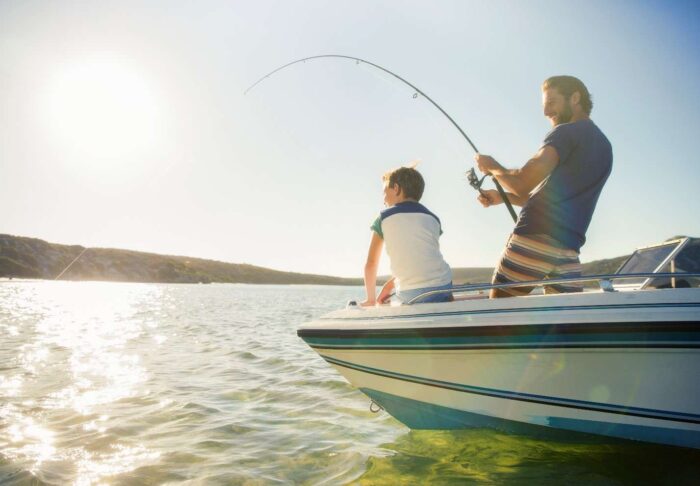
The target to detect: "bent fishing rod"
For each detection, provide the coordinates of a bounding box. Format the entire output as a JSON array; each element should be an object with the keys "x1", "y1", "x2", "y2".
[{"x1": 244, "y1": 54, "x2": 518, "y2": 222}]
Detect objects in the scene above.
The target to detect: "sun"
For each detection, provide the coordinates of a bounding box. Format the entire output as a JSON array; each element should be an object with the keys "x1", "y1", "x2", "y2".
[{"x1": 43, "y1": 58, "x2": 161, "y2": 159}]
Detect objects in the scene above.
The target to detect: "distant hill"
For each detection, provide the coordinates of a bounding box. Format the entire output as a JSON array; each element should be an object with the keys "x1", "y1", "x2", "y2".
[
  {"x1": 451, "y1": 267, "x2": 494, "y2": 285},
  {"x1": 1, "y1": 234, "x2": 698, "y2": 285},
  {"x1": 0, "y1": 234, "x2": 362, "y2": 285}
]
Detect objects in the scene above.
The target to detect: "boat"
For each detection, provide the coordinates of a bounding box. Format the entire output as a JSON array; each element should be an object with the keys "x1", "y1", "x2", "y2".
[{"x1": 297, "y1": 238, "x2": 700, "y2": 449}]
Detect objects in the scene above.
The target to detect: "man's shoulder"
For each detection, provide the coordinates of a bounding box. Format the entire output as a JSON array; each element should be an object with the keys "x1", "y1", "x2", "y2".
[
  {"x1": 546, "y1": 119, "x2": 587, "y2": 136},
  {"x1": 571, "y1": 119, "x2": 611, "y2": 150},
  {"x1": 558, "y1": 119, "x2": 607, "y2": 137},
  {"x1": 544, "y1": 119, "x2": 609, "y2": 146}
]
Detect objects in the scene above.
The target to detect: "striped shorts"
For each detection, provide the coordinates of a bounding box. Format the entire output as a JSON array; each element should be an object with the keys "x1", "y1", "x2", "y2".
[{"x1": 492, "y1": 233, "x2": 582, "y2": 296}]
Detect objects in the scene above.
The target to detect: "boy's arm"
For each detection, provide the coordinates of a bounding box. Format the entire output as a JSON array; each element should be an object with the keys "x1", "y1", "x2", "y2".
[
  {"x1": 361, "y1": 232, "x2": 383, "y2": 307},
  {"x1": 377, "y1": 277, "x2": 395, "y2": 304}
]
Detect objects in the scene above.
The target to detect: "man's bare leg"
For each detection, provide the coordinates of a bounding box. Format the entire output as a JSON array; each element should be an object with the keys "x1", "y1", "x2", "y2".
[{"x1": 490, "y1": 288, "x2": 514, "y2": 298}]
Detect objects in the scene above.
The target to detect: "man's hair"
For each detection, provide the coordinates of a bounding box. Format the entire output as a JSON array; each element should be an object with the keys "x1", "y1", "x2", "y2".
[
  {"x1": 383, "y1": 166, "x2": 425, "y2": 201},
  {"x1": 542, "y1": 75, "x2": 593, "y2": 115}
]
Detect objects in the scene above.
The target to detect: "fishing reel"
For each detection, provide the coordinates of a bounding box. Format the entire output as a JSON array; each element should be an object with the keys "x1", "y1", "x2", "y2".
[
  {"x1": 466, "y1": 167, "x2": 487, "y2": 196},
  {"x1": 466, "y1": 167, "x2": 518, "y2": 222}
]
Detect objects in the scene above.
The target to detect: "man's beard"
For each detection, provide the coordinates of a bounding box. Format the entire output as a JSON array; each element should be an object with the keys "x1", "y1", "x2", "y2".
[{"x1": 555, "y1": 101, "x2": 573, "y2": 125}]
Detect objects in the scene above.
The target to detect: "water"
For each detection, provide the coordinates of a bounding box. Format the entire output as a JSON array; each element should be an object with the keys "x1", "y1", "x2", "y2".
[{"x1": 1, "y1": 281, "x2": 698, "y2": 485}]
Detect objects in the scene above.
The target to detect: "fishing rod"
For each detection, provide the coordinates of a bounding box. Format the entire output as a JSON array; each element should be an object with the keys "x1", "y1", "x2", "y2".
[{"x1": 245, "y1": 54, "x2": 518, "y2": 222}]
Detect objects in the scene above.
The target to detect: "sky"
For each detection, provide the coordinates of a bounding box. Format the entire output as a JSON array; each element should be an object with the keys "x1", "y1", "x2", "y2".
[{"x1": 1, "y1": 0, "x2": 699, "y2": 278}]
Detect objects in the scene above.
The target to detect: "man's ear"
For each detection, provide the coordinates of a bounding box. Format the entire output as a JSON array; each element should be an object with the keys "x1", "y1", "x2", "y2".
[{"x1": 571, "y1": 91, "x2": 581, "y2": 107}]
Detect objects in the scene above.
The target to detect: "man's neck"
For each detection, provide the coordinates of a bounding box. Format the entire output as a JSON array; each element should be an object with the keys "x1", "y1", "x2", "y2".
[{"x1": 571, "y1": 111, "x2": 590, "y2": 123}]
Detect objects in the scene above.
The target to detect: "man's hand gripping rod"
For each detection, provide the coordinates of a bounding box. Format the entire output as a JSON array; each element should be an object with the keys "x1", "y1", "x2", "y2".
[{"x1": 466, "y1": 167, "x2": 518, "y2": 222}]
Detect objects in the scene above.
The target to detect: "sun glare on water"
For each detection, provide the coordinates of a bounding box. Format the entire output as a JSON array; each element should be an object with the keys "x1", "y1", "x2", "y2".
[
  {"x1": 43, "y1": 58, "x2": 161, "y2": 160},
  {"x1": 0, "y1": 282, "x2": 162, "y2": 483}
]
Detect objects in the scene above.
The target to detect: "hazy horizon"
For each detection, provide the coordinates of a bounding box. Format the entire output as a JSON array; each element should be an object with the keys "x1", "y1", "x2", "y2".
[{"x1": 5, "y1": 230, "x2": 679, "y2": 281}]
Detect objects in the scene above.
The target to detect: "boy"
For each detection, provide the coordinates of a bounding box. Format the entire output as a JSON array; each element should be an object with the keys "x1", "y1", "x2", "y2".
[{"x1": 361, "y1": 166, "x2": 453, "y2": 306}]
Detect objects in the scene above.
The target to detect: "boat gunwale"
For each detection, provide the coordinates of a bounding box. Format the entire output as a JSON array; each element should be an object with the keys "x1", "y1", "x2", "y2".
[{"x1": 407, "y1": 271, "x2": 700, "y2": 303}]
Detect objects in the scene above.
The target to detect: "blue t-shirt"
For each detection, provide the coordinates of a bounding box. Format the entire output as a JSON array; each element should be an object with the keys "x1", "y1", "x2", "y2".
[{"x1": 514, "y1": 119, "x2": 612, "y2": 252}]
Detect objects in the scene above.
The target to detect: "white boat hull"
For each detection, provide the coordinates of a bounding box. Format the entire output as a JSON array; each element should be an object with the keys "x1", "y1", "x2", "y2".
[{"x1": 298, "y1": 289, "x2": 700, "y2": 448}]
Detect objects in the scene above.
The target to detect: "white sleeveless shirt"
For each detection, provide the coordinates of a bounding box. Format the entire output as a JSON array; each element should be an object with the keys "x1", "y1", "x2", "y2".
[{"x1": 371, "y1": 201, "x2": 452, "y2": 291}]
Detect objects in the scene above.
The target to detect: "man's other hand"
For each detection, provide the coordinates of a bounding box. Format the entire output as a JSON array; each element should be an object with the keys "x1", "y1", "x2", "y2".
[{"x1": 477, "y1": 189, "x2": 503, "y2": 207}]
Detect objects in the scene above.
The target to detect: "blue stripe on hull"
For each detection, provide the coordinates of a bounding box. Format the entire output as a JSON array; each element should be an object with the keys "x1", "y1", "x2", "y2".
[
  {"x1": 304, "y1": 332, "x2": 700, "y2": 349},
  {"x1": 299, "y1": 321, "x2": 700, "y2": 349},
  {"x1": 360, "y1": 388, "x2": 700, "y2": 449},
  {"x1": 325, "y1": 355, "x2": 700, "y2": 424}
]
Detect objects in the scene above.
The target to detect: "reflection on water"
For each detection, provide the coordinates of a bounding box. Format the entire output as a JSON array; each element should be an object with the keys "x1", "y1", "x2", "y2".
[
  {"x1": 357, "y1": 430, "x2": 700, "y2": 485},
  {"x1": 0, "y1": 281, "x2": 399, "y2": 485},
  {"x1": 1, "y1": 281, "x2": 699, "y2": 485},
  {"x1": 1, "y1": 282, "x2": 164, "y2": 484}
]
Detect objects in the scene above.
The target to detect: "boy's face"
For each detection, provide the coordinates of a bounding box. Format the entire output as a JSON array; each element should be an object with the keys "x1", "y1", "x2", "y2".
[{"x1": 383, "y1": 181, "x2": 402, "y2": 207}]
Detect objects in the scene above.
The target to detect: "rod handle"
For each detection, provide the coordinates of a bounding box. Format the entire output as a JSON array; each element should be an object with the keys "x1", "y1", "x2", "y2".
[{"x1": 491, "y1": 177, "x2": 518, "y2": 222}]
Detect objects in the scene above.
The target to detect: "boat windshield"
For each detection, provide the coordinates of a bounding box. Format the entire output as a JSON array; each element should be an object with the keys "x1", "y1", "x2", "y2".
[{"x1": 614, "y1": 237, "x2": 690, "y2": 289}]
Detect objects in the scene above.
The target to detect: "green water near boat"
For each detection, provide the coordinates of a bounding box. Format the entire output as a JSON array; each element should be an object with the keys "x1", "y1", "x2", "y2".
[
  {"x1": 358, "y1": 430, "x2": 700, "y2": 484},
  {"x1": 1, "y1": 281, "x2": 698, "y2": 484}
]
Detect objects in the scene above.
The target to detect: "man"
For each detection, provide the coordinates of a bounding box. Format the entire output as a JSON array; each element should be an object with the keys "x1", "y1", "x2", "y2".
[{"x1": 475, "y1": 75, "x2": 612, "y2": 298}]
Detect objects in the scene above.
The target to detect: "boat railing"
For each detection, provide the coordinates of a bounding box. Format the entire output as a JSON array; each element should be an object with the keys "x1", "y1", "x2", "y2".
[{"x1": 406, "y1": 272, "x2": 700, "y2": 305}]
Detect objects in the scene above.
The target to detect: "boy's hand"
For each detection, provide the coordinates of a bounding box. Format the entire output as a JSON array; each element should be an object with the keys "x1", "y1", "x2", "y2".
[
  {"x1": 377, "y1": 292, "x2": 391, "y2": 304},
  {"x1": 376, "y1": 277, "x2": 395, "y2": 304},
  {"x1": 477, "y1": 189, "x2": 503, "y2": 207}
]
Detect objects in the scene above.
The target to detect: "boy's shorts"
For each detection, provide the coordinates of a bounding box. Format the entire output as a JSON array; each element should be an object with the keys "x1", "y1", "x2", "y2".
[
  {"x1": 396, "y1": 282, "x2": 454, "y2": 304},
  {"x1": 492, "y1": 234, "x2": 582, "y2": 296}
]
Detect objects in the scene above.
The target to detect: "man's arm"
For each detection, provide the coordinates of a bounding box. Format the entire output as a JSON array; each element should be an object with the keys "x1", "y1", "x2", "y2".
[
  {"x1": 475, "y1": 145, "x2": 559, "y2": 198},
  {"x1": 361, "y1": 232, "x2": 383, "y2": 307}
]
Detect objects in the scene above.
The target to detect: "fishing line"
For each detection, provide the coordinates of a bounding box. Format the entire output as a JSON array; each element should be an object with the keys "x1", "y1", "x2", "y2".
[
  {"x1": 54, "y1": 247, "x2": 89, "y2": 280},
  {"x1": 245, "y1": 54, "x2": 518, "y2": 222}
]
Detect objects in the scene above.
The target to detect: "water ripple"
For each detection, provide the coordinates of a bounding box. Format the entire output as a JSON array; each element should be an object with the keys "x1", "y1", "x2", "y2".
[
  {"x1": 0, "y1": 282, "x2": 403, "y2": 484},
  {"x1": 3, "y1": 281, "x2": 698, "y2": 485}
]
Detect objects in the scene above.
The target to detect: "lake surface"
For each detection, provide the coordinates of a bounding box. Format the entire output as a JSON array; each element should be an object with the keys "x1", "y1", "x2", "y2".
[{"x1": 1, "y1": 281, "x2": 698, "y2": 485}]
